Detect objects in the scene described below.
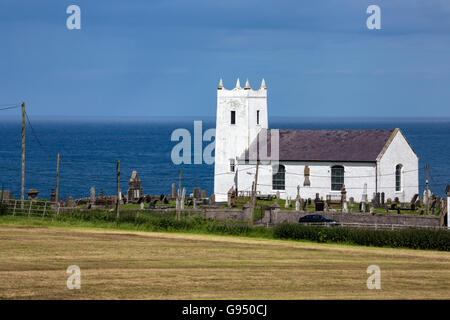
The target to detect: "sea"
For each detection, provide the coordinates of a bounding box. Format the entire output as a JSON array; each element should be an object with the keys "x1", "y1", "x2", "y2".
[{"x1": 0, "y1": 117, "x2": 449, "y2": 200}]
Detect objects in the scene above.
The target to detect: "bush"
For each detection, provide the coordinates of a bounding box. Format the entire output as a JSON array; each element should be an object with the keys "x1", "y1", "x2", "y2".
[{"x1": 273, "y1": 223, "x2": 450, "y2": 251}]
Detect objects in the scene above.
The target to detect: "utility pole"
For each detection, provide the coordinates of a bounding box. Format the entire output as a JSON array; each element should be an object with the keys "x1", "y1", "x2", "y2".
[
  {"x1": 55, "y1": 153, "x2": 60, "y2": 204},
  {"x1": 178, "y1": 170, "x2": 181, "y2": 194},
  {"x1": 116, "y1": 160, "x2": 120, "y2": 219},
  {"x1": 425, "y1": 164, "x2": 429, "y2": 215},
  {"x1": 250, "y1": 161, "x2": 259, "y2": 226},
  {"x1": 21, "y1": 102, "x2": 25, "y2": 209}
]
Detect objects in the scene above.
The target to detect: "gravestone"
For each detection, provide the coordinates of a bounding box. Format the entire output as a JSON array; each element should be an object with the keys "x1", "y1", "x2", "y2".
[
  {"x1": 315, "y1": 199, "x2": 324, "y2": 212},
  {"x1": 410, "y1": 194, "x2": 418, "y2": 206},
  {"x1": 381, "y1": 192, "x2": 385, "y2": 206},
  {"x1": 284, "y1": 198, "x2": 289, "y2": 208},
  {"x1": 375, "y1": 193, "x2": 381, "y2": 208},
  {"x1": 140, "y1": 202, "x2": 144, "y2": 210},
  {"x1": 99, "y1": 189, "x2": 104, "y2": 198},
  {"x1": 50, "y1": 189, "x2": 55, "y2": 202},
  {"x1": 349, "y1": 197, "x2": 354, "y2": 207},
  {"x1": 361, "y1": 183, "x2": 368, "y2": 203},
  {"x1": 276, "y1": 191, "x2": 280, "y2": 199},
  {"x1": 193, "y1": 187, "x2": 201, "y2": 199},
  {"x1": 307, "y1": 198, "x2": 312, "y2": 205},
  {"x1": 302, "y1": 199, "x2": 307, "y2": 211},
  {"x1": 295, "y1": 199, "x2": 300, "y2": 211},
  {"x1": 210, "y1": 194, "x2": 215, "y2": 204},
  {"x1": 201, "y1": 190, "x2": 207, "y2": 199},
  {"x1": 341, "y1": 185, "x2": 347, "y2": 205},
  {"x1": 386, "y1": 198, "x2": 392, "y2": 205},
  {"x1": 303, "y1": 166, "x2": 311, "y2": 186},
  {"x1": 27, "y1": 189, "x2": 39, "y2": 201},
  {"x1": 171, "y1": 183, "x2": 176, "y2": 198},
  {"x1": 90, "y1": 187, "x2": 95, "y2": 204},
  {"x1": 342, "y1": 201, "x2": 348, "y2": 213}
]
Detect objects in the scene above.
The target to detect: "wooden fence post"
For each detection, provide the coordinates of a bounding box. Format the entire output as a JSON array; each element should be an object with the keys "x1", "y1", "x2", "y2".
[
  {"x1": 13, "y1": 200, "x2": 17, "y2": 216},
  {"x1": 42, "y1": 201, "x2": 47, "y2": 217}
]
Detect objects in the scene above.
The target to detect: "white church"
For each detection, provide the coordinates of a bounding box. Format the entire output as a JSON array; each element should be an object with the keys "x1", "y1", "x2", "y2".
[{"x1": 213, "y1": 78, "x2": 419, "y2": 203}]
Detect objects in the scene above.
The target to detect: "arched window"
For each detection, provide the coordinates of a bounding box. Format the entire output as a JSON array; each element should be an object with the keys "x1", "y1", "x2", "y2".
[
  {"x1": 272, "y1": 165, "x2": 285, "y2": 190},
  {"x1": 331, "y1": 165, "x2": 344, "y2": 191},
  {"x1": 395, "y1": 164, "x2": 402, "y2": 192}
]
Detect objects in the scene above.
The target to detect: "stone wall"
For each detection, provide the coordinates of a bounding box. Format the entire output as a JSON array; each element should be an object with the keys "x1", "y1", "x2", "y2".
[{"x1": 260, "y1": 209, "x2": 441, "y2": 228}]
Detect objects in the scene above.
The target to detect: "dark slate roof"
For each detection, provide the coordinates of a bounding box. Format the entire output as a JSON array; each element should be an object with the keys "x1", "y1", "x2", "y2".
[{"x1": 242, "y1": 129, "x2": 395, "y2": 162}]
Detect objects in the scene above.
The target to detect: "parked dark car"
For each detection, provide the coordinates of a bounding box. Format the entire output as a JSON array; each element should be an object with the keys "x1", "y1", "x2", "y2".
[{"x1": 298, "y1": 214, "x2": 339, "y2": 226}]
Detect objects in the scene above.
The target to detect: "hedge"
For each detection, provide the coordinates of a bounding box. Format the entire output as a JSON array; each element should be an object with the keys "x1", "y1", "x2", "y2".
[{"x1": 273, "y1": 223, "x2": 450, "y2": 251}]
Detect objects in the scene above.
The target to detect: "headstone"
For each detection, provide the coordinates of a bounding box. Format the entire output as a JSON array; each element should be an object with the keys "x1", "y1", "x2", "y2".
[
  {"x1": 370, "y1": 206, "x2": 375, "y2": 215},
  {"x1": 386, "y1": 198, "x2": 392, "y2": 205},
  {"x1": 302, "y1": 199, "x2": 307, "y2": 211},
  {"x1": 227, "y1": 187, "x2": 236, "y2": 207},
  {"x1": 295, "y1": 199, "x2": 300, "y2": 211},
  {"x1": 349, "y1": 197, "x2": 354, "y2": 207},
  {"x1": 210, "y1": 194, "x2": 215, "y2": 204},
  {"x1": 140, "y1": 202, "x2": 144, "y2": 210},
  {"x1": 307, "y1": 198, "x2": 312, "y2": 205},
  {"x1": 99, "y1": 189, "x2": 104, "y2": 198},
  {"x1": 193, "y1": 187, "x2": 201, "y2": 199},
  {"x1": 201, "y1": 190, "x2": 207, "y2": 199},
  {"x1": 27, "y1": 189, "x2": 39, "y2": 201},
  {"x1": 361, "y1": 183, "x2": 368, "y2": 203},
  {"x1": 296, "y1": 185, "x2": 301, "y2": 201},
  {"x1": 375, "y1": 192, "x2": 381, "y2": 208},
  {"x1": 342, "y1": 201, "x2": 348, "y2": 213},
  {"x1": 89, "y1": 187, "x2": 95, "y2": 204},
  {"x1": 276, "y1": 191, "x2": 280, "y2": 199},
  {"x1": 284, "y1": 197, "x2": 289, "y2": 208},
  {"x1": 341, "y1": 185, "x2": 347, "y2": 204},
  {"x1": 303, "y1": 166, "x2": 311, "y2": 186},
  {"x1": 315, "y1": 193, "x2": 320, "y2": 201},
  {"x1": 171, "y1": 183, "x2": 176, "y2": 198},
  {"x1": 381, "y1": 192, "x2": 385, "y2": 205},
  {"x1": 50, "y1": 189, "x2": 56, "y2": 202},
  {"x1": 410, "y1": 194, "x2": 418, "y2": 205},
  {"x1": 315, "y1": 199, "x2": 324, "y2": 212}
]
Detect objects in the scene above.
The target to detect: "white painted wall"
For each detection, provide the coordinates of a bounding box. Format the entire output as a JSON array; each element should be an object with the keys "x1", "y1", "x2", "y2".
[
  {"x1": 214, "y1": 79, "x2": 268, "y2": 201},
  {"x1": 378, "y1": 130, "x2": 419, "y2": 202},
  {"x1": 237, "y1": 161, "x2": 377, "y2": 201}
]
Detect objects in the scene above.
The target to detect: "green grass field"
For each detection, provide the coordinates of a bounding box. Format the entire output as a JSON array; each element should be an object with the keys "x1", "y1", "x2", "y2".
[{"x1": 0, "y1": 221, "x2": 449, "y2": 299}]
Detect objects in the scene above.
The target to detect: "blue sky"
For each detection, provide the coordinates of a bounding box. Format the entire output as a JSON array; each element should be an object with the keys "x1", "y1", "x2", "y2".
[{"x1": 1, "y1": 0, "x2": 450, "y2": 118}]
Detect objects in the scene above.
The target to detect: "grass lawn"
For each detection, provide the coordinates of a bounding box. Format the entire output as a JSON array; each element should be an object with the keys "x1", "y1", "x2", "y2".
[{"x1": 0, "y1": 223, "x2": 449, "y2": 299}]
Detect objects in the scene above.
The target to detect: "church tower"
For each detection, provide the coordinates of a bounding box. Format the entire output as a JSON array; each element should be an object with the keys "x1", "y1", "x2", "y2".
[{"x1": 214, "y1": 78, "x2": 268, "y2": 201}]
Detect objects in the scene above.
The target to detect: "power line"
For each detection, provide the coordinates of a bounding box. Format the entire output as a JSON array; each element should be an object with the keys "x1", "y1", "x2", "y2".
[{"x1": 0, "y1": 104, "x2": 20, "y2": 111}]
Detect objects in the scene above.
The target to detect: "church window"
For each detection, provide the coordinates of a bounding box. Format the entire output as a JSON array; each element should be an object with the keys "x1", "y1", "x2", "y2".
[
  {"x1": 230, "y1": 159, "x2": 235, "y2": 172},
  {"x1": 257, "y1": 110, "x2": 260, "y2": 125},
  {"x1": 272, "y1": 165, "x2": 285, "y2": 190},
  {"x1": 395, "y1": 164, "x2": 402, "y2": 191},
  {"x1": 231, "y1": 111, "x2": 236, "y2": 124},
  {"x1": 331, "y1": 165, "x2": 344, "y2": 191}
]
